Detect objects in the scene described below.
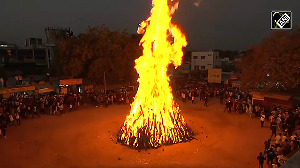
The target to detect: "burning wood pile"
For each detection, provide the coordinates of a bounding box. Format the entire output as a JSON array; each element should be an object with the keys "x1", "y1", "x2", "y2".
[{"x1": 117, "y1": 0, "x2": 194, "y2": 149}]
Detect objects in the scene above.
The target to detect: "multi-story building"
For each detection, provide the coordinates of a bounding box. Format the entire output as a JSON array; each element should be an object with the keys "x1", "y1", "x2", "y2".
[
  {"x1": 191, "y1": 51, "x2": 221, "y2": 71},
  {"x1": 0, "y1": 38, "x2": 47, "y2": 65},
  {"x1": 45, "y1": 27, "x2": 72, "y2": 69}
]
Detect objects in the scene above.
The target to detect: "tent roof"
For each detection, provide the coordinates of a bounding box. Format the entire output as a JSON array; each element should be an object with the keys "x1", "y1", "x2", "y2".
[
  {"x1": 281, "y1": 151, "x2": 300, "y2": 168},
  {"x1": 250, "y1": 91, "x2": 292, "y2": 101}
]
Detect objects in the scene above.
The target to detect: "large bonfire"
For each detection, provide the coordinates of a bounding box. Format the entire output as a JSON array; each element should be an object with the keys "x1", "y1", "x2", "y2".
[{"x1": 117, "y1": 0, "x2": 193, "y2": 149}]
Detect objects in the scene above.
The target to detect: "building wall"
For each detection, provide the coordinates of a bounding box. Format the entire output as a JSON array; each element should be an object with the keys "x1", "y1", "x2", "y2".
[
  {"x1": 176, "y1": 62, "x2": 191, "y2": 74},
  {"x1": 191, "y1": 51, "x2": 221, "y2": 70},
  {"x1": 44, "y1": 28, "x2": 70, "y2": 69}
]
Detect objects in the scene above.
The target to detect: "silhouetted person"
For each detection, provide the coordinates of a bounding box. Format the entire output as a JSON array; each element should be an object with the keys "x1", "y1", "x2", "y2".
[
  {"x1": 270, "y1": 122, "x2": 277, "y2": 139},
  {"x1": 105, "y1": 96, "x2": 109, "y2": 108},
  {"x1": 32, "y1": 106, "x2": 40, "y2": 118},
  {"x1": 18, "y1": 75, "x2": 22, "y2": 84},
  {"x1": 220, "y1": 93, "x2": 224, "y2": 104},
  {"x1": 15, "y1": 76, "x2": 19, "y2": 85},
  {"x1": 1, "y1": 122, "x2": 7, "y2": 139},
  {"x1": 204, "y1": 94, "x2": 208, "y2": 107},
  {"x1": 266, "y1": 148, "x2": 276, "y2": 167},
  {"x1": 15, "y1": 113, "x2": 21, "y2": 125},
  {"x1": 257, "y1": 152, "x2": 265, "y2": 168},
  {"x1": 260, "y1": 113, "x2": 265, "y2": 127},
  {"x1": 264, "y1": 139, "x2": 270, "y2": 152},
  {"x1": 69, "y1": 103, "x2": 73, "y2": 112}
]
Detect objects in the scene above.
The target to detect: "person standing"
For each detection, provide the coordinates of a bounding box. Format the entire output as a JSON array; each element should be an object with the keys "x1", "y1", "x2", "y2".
[
  {"x1": 15, "y1": 112, "x2": 21, "y2": 125},
  {"x1": 220, "y1": 93, "x2": 224, "y2": 104},
  {"x1": 32, "y1": 106, "x2": 37, "y2": 118},
  {"x1": 260, "y1": 113, "x2": 265, "y2": 127},
  {"x1": 0, "y1": 77, "x2": 6, "y2": 88},
  {"x1": 191, "y1": 95, "x2": 195, "y2": 104},
  {"x1": 199, "y1": 89, "x2": 202, "y2": 101},
  {"x1": 1, "y1": 121, "x2": 7, "y2": 139},
  {"x1": 264, "y1": 139, "x2": 270, "y2": 152},
  {"x1": 32, "y1": 105, "x2": 40, "y2": 118},
  {"x1": 105, "y1": 96, "x2": 109, "y2": 108},
  {"x1": 270, "y1": 122, "x2": 277, "y2": 139},
  {"x1": 59, "y1": 102, "x2": 64, "y2": 116},
  {"x1": 275, "y1": 133, "x2": 282, "y2": 148},
  {"x1": 269, "y1": 115, "x2": 275, "y2": 127},
  {"x1": 257, "y1": 152, "x2": 265, "y2": 168},
  {"x1": 40, "y1": 100, "x2": 45, "y2": 114},
  {"x1": 204, "y1": 93, "x2": 208, "y2": 107},
  {"x1": 69, "y1": 103, "x2": 73, "y2": 112},
  {"x1": 18, "y1": 75, "x2": 22, "y2": 84},
  {"x1": 111, "y1": 95, "x2": 114, "y2": 104},
  {"x1": 181, "y1": 92, "x2": 186, "y2": 103},
  {"x1": 266, "y1": 148, "x2": 276, "y2": 167},
  {"x1": 249, "y1": 104, "x2": 253, "y2": 118},
  {"x1": 15, "y1": 76, "x2": 19, "y2": 85},
  {"x1": 27, "y1": 106, "x2": 31, "y2": 118}
]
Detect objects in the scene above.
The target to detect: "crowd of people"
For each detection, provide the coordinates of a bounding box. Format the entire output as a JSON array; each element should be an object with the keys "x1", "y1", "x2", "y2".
[
  {"x1": 257, "y1": 106, "x2": 300, "y2": 168},
  {"x1": 174, "y1": 80, "x2": 300, "y2": 168},
  {"x1": 0, "y1": 84, "x2": 137, "y2": 140},
  {"x1": 85, "y1": 88, "x2": 136, "y2": 108},
  {"x1": 1, "y1": 78, "x2": 299, "y2": 167},
  {"x1": 0, "y1": 93, "x2": 83, "y2": 139}
]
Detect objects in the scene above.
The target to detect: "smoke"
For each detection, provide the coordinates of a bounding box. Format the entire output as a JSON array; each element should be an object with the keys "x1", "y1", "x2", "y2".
[{"x1": 194, "y1": 0, "x2": 203, "y2": 7}]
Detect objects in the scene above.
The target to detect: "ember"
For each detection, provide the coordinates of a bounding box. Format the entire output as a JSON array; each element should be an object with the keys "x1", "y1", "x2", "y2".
[{"x1": 117, "y1": 0, "x2": 194, "y2": 149}]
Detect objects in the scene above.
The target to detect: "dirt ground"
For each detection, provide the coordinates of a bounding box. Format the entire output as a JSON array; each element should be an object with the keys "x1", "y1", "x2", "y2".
[{"x1": 0, "y1": 98, "x2": 270, "y2": 168}]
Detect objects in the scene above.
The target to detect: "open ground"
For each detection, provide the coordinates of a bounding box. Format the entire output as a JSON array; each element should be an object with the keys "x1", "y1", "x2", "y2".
[{"x1": 0, "y1": 98, "x2": 270, "y2": 168}]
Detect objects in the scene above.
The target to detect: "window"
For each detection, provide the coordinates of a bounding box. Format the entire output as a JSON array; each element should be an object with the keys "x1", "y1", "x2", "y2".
[
  {"x1": 208, "y1": 54, "x2": 211, "y2": 56},
  {"x1": 201, "y1": 66, "x2": 206, "y2": 70},
  {"x1": 18, "y1": 49, "x2": 33, "y2": 59},
  {"x1": 34, "y1": 49, "x2": 46, "y2": 59},
  {"x1": 207, "y1": 64, "x2": 212, "y2": 66},
  {"x1": 201, "y1": 56, "x2": 206, "y2": 59},
  {"x1": 193, "y1": 56, "x2": 198, "y2": 59}
]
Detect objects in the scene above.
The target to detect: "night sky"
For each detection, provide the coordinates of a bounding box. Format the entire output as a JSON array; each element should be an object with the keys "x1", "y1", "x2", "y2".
[{"x1": 0, "y1": 0, "x2": 299, "y2": 51}]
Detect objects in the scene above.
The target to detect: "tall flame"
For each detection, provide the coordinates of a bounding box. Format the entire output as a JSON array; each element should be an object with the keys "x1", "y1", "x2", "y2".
[{"x1": 117, "y1": 0, "x2": 193, "y2": 149}]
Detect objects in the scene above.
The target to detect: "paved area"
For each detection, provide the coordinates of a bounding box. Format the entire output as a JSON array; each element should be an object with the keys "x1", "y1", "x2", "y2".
[{"x1": 0, "y1": 99, "x2": 270, "y2": 168}]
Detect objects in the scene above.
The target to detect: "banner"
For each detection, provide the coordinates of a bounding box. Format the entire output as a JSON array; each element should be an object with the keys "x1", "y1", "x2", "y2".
[
  {"x1": 232, "y1": 81, "x2": 241, "y2": 88},
  {"x1": 0, "y1": 89, "x2": 9, "y2": 94},
  {"x1": 36, "y1": 88, "x2": 55, "y2": 94},
  {"x1": 1, "y1": 86, "x2": 35, "y2": 94},
  {"x1": 84, "y1": 85, "x2": 94, "y2": 90},
  {"x1": 208, "y1": 69, "x2": 222, "y2": 83},
  {"x1": 230, "y1": 74, "x2": 238, "y2": 80},
  {"x1": 8, "y1": 86, "x2": 35, "y2": 93},
  {"x1": 60, "y1": 78, "x2": 82, "y2": 86}
]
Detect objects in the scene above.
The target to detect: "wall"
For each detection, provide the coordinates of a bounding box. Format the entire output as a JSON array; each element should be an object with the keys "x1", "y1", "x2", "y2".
[{"x1": 191, "y1": 51, "x2": 220, "y2": 70}]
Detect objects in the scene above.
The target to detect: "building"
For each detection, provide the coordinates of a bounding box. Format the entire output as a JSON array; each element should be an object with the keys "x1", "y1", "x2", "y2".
[
  {"x1": 25, "y1": 38, "x2": 43, "y2": 47},
  {"x1": 191, "y1": 51, "x2": 221, "y2": 71},
  {"x1": 44, "y1": 27, "x2": 72, "y2": 69},
  {"x1": 0, "y1": 38, "x2": 47, "y2": 65},
  {"x1": 0, "y1": 42, "x2": 15, "y2": 65}
]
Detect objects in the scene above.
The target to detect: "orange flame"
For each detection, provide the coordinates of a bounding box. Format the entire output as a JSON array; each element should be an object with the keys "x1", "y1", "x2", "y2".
[{"x1": 118, "y1": 0, "x2": 192, "y2": 148}]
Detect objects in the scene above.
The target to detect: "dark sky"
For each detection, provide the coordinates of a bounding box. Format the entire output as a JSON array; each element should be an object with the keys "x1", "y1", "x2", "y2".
[{"x1": 0, "y1": 0, "x2": 299, "y2": 51}]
